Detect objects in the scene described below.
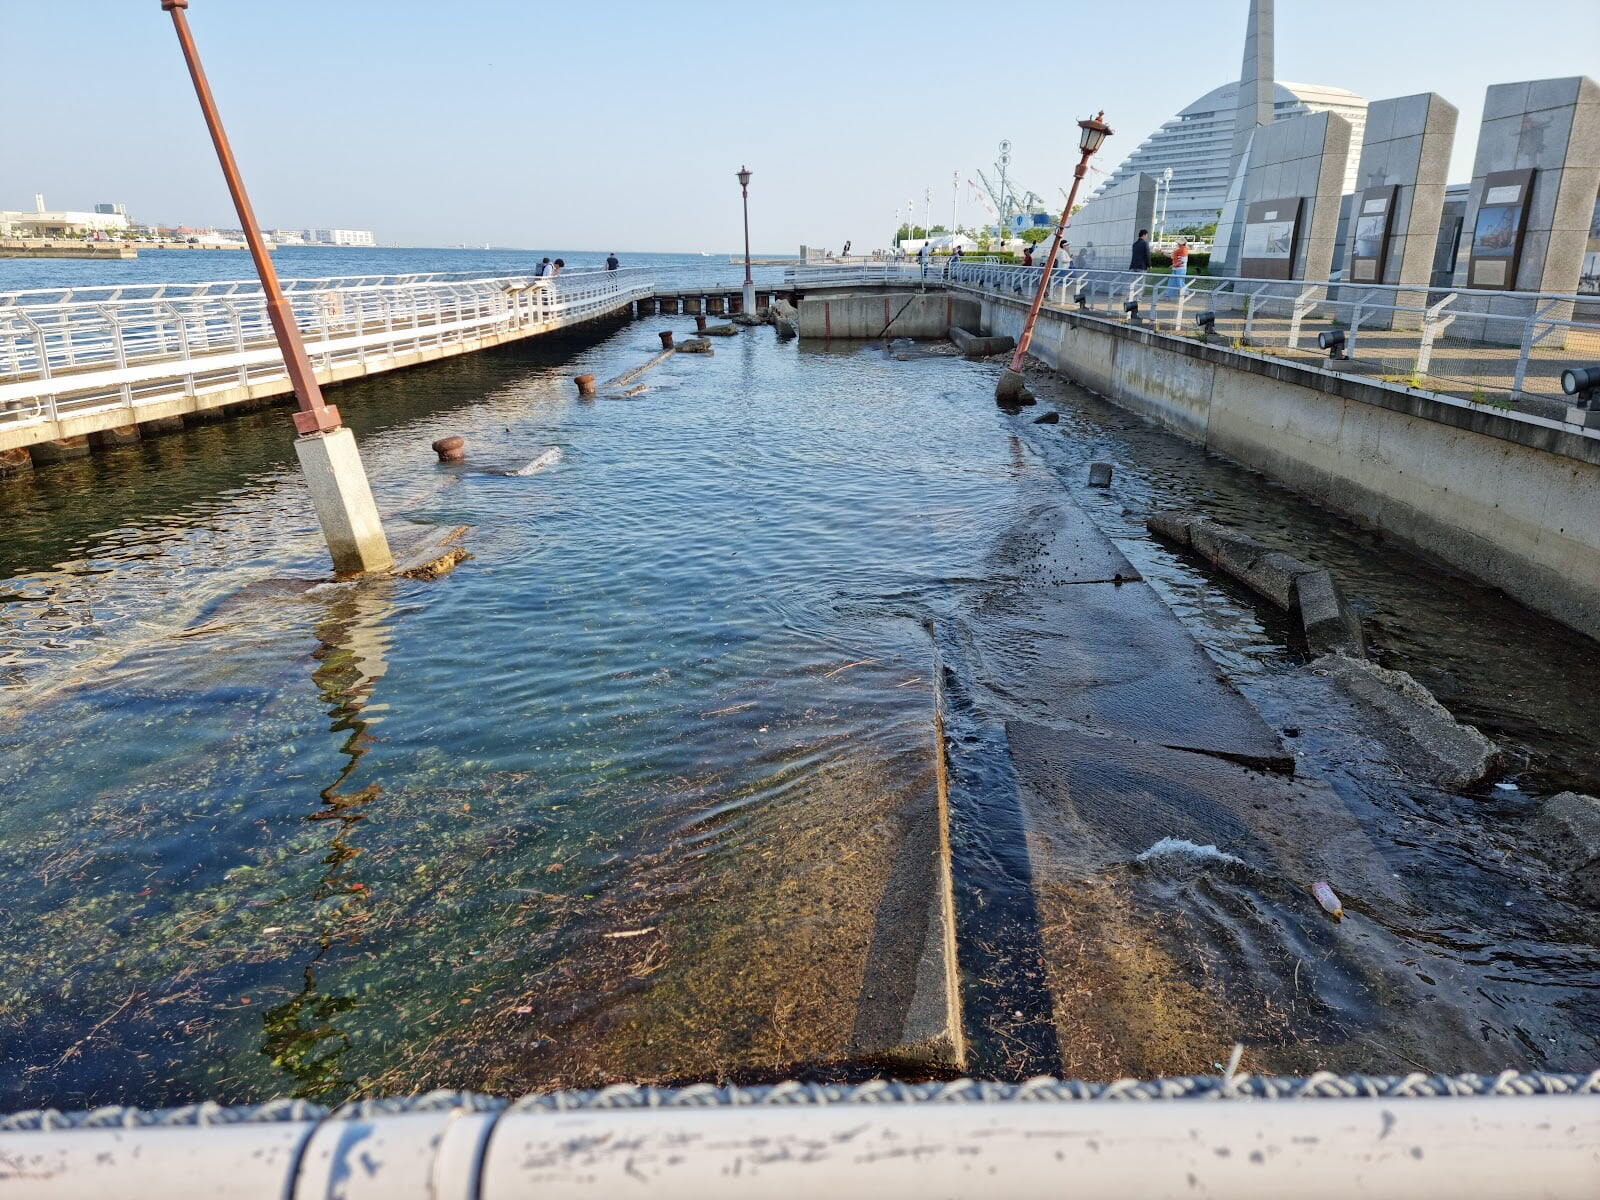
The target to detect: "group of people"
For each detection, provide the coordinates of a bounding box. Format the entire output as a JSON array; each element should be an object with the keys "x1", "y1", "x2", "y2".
[{"x1": 530, "y1": 253, "x2": 622, "y2": 278}]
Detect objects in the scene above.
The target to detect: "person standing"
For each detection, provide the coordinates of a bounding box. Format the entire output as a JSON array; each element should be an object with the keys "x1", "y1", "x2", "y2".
[
  {"x1": 534, "y1": 256, "x2": 551, "y2": 277},
  {"x1": 1130, "y1": 228, "x2": 1151, "y2": 272},
  {"x1": 918, "y1": 241, "x2": 930, "y2": 280},
  {"x1": 605, "y1": 252, "x2": 619, "y2": 271},
  {"x1": 551, "y1": 258, "x2": 565, "y2": 277},
  {"x1": 1022, "y1": 244, "x2": 1034, "y2": 267}
]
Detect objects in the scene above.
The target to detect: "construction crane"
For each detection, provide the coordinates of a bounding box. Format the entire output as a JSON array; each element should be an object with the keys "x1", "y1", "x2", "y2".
[{"x1": 976, "y1": 141, "x2": 1051, "y2": 241}]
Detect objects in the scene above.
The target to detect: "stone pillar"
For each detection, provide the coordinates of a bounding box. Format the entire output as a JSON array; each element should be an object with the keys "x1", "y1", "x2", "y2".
[
  {"x1": 1343, "y1": 92, "x2": 1459, "y2": 329},
  {"x1": 742, "y1": 281, "x2": 756, "y2": 315},
  {"x1": 1451, "y1": 76, "x2": 1600, "y2": 346},
  {"x1": 1237, "y1": 110, "x2": 1352, "y2": 300},
  {"x1": 293, "y1": 428, "x2": 393, "y2": 574},
  {"x1": 28, "y1": 436, "x2": 91, "y2": 465},
  {"x1": 708, "y1": 295, "x2": 725, "y2": 314}
]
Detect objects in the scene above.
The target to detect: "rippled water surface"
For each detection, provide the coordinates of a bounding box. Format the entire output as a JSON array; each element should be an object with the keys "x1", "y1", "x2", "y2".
[{"x1": 1, "y1": 317, "x2": 1597, "y2": 1110}]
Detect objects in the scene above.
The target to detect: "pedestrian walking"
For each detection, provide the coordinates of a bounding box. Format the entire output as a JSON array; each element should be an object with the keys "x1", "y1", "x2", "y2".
[{"x1": 1130, "y1": 228, "x2": 1151, "y2": 272}]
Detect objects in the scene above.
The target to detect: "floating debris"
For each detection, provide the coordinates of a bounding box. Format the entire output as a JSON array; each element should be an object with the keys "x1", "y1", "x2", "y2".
[{"x1": 1311, "y1": 880, "x2": 1344, "y2": 920}]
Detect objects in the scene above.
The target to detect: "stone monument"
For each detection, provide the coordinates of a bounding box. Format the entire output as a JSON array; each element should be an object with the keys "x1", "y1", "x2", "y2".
[{"x1": 1340, "y1": 92, "x2": 1458, "y2": 328}]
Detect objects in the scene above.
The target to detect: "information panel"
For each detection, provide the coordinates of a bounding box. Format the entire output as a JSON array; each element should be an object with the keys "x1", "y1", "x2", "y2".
[
  {"x1": 1241, "y1": 198, "x2": 1304, "y2": 280},
  {"x1": 1467, "y1": 168, "x2": 1535, "y2": 290},
  {"x1": 1348, "y1": 184, "x2": 1399, "y2": 284}
]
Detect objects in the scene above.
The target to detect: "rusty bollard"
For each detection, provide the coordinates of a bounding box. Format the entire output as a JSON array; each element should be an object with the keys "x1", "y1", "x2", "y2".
[
  {"x1": 659, "y1": 330, "x2": 674, "y2": 350},
  {"x1": 432, "y1": 435, "x2": 465, "y2": 463},
  {"x1": 695, "y1": 314, "x2": 707, "y2": 332},
  {"x1": 574, "y1": 373, "x2": 596, "y2": 398}
]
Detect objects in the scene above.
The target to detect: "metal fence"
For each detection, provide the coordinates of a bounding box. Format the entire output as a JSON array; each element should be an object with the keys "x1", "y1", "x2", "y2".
[
  {"x1": 784, "y1": 261, "x2": 1600, "y2": 418},
  {"x1": 0, "y1": 268, "x2": 654, "y2": 432}
]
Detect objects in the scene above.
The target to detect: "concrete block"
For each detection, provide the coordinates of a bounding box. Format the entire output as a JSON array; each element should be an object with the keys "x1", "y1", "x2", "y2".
[
  {"x1": 1145, "y1": 510, "x2": 1193, "y2": 547},
  {"x1": 293, "y1": 427, "x2": 393, "y2": 575},
  {"x1": 950, "y1": 325, "x2": 1015, "y2": 358},
  {"x1": 1251, "y1": 551, "x2": 1321, "y2": 611},
  {"x1": 28, "y1": 435, "x2": 91, "y2": 464},
  {"x1": 677, "y1": 337, "x2": 713, "y2": 354},
  {"x1": 1087, "y1": 462, "x2": 1114, "y2": 487},
  {"x1": 1293, "y1": 569, "x2": 1366, "y2": 657},
  {"x1": 1190, "y1": 519, "x2": 1268, "y2": 579},
  {"x1": 1312, "y1": 654, "x2": 1500, "y2": 788}
]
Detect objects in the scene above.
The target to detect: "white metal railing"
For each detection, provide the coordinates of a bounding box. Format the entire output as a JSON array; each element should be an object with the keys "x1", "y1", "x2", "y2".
[
  {"x1": 785, "y1": 260, "x2": 1600, "y2": 414},
  {"x1": 0, "y1": 268, "x2": 653, "y2": 432}
]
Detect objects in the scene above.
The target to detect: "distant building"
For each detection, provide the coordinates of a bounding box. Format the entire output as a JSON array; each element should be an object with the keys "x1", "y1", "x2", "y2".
[
  {"x1": 307, "y1": 228, "x2": 377, "y2": 247},
  {"x1": 1086, "y1": 80, "x2": 1368, "y2": 232},
  {"x1": 94, "y1": 202, "x2": 127, "y2": 217},
  {"x1": 0, "y1": 194, "x2": 130, "y2": 238}
]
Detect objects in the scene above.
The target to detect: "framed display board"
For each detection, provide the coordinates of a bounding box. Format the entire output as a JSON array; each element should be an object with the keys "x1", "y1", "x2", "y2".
[
  {"x1": 1348, "y1": 184, "x2": 1399, "y2": 284},
  {"x1": 1241, "y1": 198, "x2": 1304, "y2": 280},
  {"x1": 1467, "y1": 168, "x2": 1535, "y2": 290}
]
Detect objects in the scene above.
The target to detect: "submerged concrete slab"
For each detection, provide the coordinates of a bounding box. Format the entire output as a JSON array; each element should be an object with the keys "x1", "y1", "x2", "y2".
[{"x1": 969, "y1": 502, "x2": 1289, "y2": 772}]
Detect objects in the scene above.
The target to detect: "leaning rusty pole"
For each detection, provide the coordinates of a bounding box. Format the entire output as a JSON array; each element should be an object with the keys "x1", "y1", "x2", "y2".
[
  {"x1": 161, "y1": 0, "x2": 392, "y2": 573},
  {"x1": 995, "y1": 112, "x2": 1112, "y2": 403}
]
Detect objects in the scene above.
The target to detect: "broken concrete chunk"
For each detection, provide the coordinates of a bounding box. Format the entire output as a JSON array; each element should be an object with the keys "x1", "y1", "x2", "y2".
[
  {"x1": 391, "y1": 525, "x2": 472, "y2": 581},
  {"x1": 1033, "y1": 411, "x2": 1060, "y2": 424},
  {"x1": 1088, "y1": 462, "x2": 1114, "y2": 488},
  {"x1": 1189, "y1": 520, "x2": 1269, "y2": 580},
  {"x1": 1313, "y1": 654, "x2": 1502, "y2": 789},
  {"x1": 676, "y1": 338, "x2": 713, "y2": 354},
  {"x1": 1531, "y1": 792, "x2": 1600, "y2": 903},
  {"x1": 1294, "y1": 569, "x2": 1365, "y2": 658},
  {"x1": 700, "y1": 323, "x2": 739, "y2": 337}
]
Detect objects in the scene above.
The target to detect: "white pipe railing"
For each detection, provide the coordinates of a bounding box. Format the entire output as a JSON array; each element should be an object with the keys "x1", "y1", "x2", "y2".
[
  {"x1": 785, "y1": 261, "x2": 1600, "y2": 410},
  {"x1": 0, "y1": 269, "x2": 653, "y2": 430}
]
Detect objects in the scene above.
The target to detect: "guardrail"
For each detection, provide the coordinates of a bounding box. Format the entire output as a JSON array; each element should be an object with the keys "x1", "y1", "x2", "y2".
[
  {"x1": 0, "y1": 268, "x2": 653, "y2": 434},
  {"x1": 784, "y1": 261, "x2": 1600, "y2": 415}
]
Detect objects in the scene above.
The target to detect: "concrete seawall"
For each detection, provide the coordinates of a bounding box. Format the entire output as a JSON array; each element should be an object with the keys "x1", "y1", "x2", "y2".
[
  {"x1": 978, "y1": 292, "x2": 1600, "y2": 642},
  {"x1": 798, "y1": 291, "x2": 979, "y2": 339}
]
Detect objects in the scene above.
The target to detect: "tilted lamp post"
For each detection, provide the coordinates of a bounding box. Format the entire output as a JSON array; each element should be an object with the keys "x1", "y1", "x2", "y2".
[
  {"x1": 160, "y1": 0, "x2": 391, "y2": 573},
  {"x1": 997, "y1": 111, "x2": 1112, "y2": 403},
  {"x1": 737, "y1": 166, "x2": 755, "y2": 315}
]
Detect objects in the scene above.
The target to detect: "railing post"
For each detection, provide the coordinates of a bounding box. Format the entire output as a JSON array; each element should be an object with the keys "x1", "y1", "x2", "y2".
[
  {"x1": 162, "y1": 302, "x2": 196, "y2": 397},
  {"x1": 97, "y1": 304, "x2": 134, "y2": 409},
  {"x1": 1286, "y1": 286, "x2": 1316, "y2": 348},
  {"x1": 1414, "y1": 293, "x2": 1455, "y2": 377},
  {"x1": 19, "y1": 312, "x2": 59, "y2": 424},
  {"x1": 1511, "y1": 300, "x2": 1562, "y2": 401},
  {"x1": 225, "y1": 298, "x2": 248, "y2": 386}
]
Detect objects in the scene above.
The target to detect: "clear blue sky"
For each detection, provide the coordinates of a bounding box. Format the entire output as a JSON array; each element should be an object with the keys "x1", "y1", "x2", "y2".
[{"x1": 2, "y1": 0, "x2": 1595, "y2": 252}]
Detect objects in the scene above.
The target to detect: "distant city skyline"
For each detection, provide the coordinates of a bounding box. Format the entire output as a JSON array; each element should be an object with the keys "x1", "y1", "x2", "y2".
[{"x1": 2, "y1": 0, "x2": 1595, "y2": 253}]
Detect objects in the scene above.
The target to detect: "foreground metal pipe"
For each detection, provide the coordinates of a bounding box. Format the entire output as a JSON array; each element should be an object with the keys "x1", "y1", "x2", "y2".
[{"x1": 4, "y1": 1079, "x2": 1596, "y2": 1199}]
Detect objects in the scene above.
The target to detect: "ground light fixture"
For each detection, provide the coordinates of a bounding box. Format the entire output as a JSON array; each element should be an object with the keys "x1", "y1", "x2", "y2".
[
  {"x1": 1124, "y1": 298, "x2": 1141, "y2": 323},
  {"x1": 1196, "y1": 310, "x2": 1217, "y2": 342},
  {"x1": 1075, "y1": 292, "x2": 1089, "y2": 310},
  {"x1": 997, "y1": 110, "x2": 1113, "y2": 403},
  {"x1": 1318, "y1": 328, "x2": 1348, "y2": 361},
  {"x1": 1560, "y1": 365, "x2": 1600, "y2": 406}
]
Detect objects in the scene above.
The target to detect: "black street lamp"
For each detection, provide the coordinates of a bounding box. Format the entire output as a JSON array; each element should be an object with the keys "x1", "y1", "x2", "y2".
[{"x1": 737, "y1": 166, "x2": 754, "y2": 314}]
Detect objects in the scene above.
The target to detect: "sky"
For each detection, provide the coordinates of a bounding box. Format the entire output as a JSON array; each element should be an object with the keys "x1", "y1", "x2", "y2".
[{"x1": 2, "y1": 0, "x2": 1596, "y2": 253}]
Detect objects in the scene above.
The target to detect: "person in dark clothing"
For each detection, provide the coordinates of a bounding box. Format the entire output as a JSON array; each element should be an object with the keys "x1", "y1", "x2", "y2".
[
  {"x1": 605, "y1": 253, "x2": 619, "y2": 270},
  {"x1": 1130, "y1": 229, "x2": 1151, "y2": 271},
  {"x1": 1022, "y1": 245, "x2": 1034, "y2": 266}
]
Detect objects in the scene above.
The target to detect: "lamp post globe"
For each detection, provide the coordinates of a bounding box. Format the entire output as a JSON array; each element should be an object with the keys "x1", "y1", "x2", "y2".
[{"x1": 737, "y1": 166, "x2": 755, "y2": 314}]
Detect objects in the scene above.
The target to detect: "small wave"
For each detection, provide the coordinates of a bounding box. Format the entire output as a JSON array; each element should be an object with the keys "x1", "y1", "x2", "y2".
[{"x1": 1135, "y1": 837, "x2": 1246, "y2": 868}]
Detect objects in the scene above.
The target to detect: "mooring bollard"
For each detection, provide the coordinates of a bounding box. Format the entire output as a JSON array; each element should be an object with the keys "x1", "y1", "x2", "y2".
[
  {"x1": 432, "y1": 435, "x2": 465, "y2": 463},
  {"x1": 695, "y1": 314, "x2": 707, "y2": 332},
  {"x1": 574, "y1": 373, "x2": 596, "y2": 397},
  {"x1": 659, "y1": 330, "x2": 674, "y2": 350}
]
